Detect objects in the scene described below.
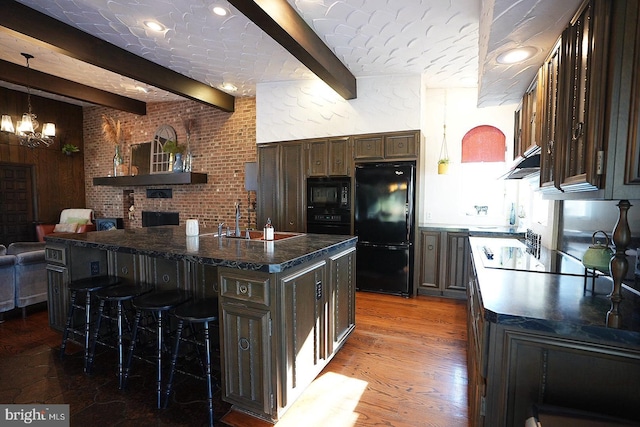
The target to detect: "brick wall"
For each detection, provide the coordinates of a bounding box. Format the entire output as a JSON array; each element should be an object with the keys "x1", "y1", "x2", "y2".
[{"x1": 84, "y1": 97, "x2": 257, "y2": 231}]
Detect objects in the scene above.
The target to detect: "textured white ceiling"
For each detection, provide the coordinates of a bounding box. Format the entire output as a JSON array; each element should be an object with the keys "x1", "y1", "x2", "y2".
[{"x1": 0, "y1": 0, "x2": 582, "y2": 108}]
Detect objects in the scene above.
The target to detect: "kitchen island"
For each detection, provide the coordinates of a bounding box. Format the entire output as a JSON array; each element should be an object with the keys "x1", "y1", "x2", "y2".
[
  {"x1": 44, "y1": 227, "x2": 357, "y2": 422},
  {"x1": 467, "y1": 236, "x2": 640, "y2": 426}
]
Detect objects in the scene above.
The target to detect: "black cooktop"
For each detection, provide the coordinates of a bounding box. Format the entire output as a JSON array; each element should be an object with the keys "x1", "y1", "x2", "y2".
[{"x1": 476, "y1": 238, "x2": 586, "y2": 276}]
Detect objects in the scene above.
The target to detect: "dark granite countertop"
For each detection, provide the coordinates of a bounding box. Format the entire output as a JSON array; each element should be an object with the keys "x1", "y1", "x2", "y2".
[
  {"x1": 45, "y1": 226, "x2": 357, "y2": 273},
  {"x1": 419, "y1": 223, "x2": 526, "y2": 237},
  {"x1": 470, "y1": 237, "x2": 640, "y2": 349}
]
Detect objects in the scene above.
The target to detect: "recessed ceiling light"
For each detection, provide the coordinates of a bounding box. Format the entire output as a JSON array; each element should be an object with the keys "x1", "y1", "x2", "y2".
[
  {"x1": 496, "y1": 47, "x2": 538, "y2": 64},
  {"x1": 143, "y1": 20, "x2": 165, "y2": 32},
  {"x1": 219, "y1": 82, "x2": 237, "y2": 92},
  {"x1": 211, "y1": 6, "x2": 229, "y2": 16}
]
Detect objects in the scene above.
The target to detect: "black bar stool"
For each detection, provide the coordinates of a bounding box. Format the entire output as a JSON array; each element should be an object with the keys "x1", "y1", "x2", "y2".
[
  {"x1": 163, "y1": 298, "x2": 220, "y2": 427},
  {"x1": 86, "y1": 283, "x2": 151, "y2": 388},
  {"x1": 60, "y1": 275, "x2": 122, "y2": 372},
  {"x1": 122, "y1": 288, "x2": 191, "y2": 407}
]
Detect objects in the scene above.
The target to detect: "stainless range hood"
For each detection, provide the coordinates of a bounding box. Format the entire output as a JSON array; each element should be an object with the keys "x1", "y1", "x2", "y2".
[{"x1": 499, "y1": 145, "x2": 541, "y2": 179}]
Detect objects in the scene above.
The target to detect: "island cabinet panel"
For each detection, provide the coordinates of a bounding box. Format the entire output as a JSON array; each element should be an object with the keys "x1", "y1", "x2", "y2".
[
  {"x1": 328, "y1": 247, "x2": 356, "y2": 353},
  {"x1": 45, "y1": 243, "x2": 108, "y2": 331},
  {"x1": 220, "y1": 302, "x2": 272, "y2": 416},
  {"x1": 46, "y1": 264, "x2": 68, "y2": 331},
  {"x1": 279, "y1": 261, "x2": 327, "y2": 408}
]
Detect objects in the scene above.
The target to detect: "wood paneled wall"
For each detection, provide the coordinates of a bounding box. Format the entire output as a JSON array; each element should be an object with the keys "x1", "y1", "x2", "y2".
[{"x1": 0, "y1": 87, "x2": 85, "y2": 224}]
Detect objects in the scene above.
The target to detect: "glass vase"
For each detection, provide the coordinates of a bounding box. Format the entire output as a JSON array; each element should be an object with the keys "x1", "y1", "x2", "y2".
[
  {"x1": 184, "y1": 136, "x2": 192, "y2": 172},
  {"x1": 173, "y1": 153, "x2": 184, "y2": 173},
  {"x1": 113, "y1": 144, "x2": 123, "y2": 176}
]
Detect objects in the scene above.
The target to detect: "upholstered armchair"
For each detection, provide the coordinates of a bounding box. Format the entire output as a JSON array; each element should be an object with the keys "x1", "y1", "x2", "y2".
[{"x1": 36, "y1": 208, "x2": 96, "y2": 242}]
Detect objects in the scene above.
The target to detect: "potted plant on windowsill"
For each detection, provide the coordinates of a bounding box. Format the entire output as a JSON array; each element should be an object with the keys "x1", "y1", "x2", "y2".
[
  {"x1": 162, "y1": 140, "x2": 185, "y2": 172},
  {"x1": 61, "y1": 143, "x2": 80, "y2": 156}
]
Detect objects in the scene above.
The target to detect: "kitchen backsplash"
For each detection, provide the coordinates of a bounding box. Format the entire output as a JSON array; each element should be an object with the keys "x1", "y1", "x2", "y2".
[{"x1": 560, "y1": 199, "x2": 640, "y2": 282}]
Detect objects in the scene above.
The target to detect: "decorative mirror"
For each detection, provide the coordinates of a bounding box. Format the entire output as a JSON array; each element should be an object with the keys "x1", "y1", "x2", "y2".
[
  {"x1": 129, "y1": 142, "x2": 151, "y2": 175},
  {"x1": 151, "y1": 124, "x2": 177, "y2": 173}
]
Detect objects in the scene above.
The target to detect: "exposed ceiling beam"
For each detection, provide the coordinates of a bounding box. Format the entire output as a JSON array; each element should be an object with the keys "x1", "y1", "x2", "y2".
[
  {"x1": 228, "y1": 0, "x2": 357, "y2": 100},
  {"x1": 0, "y1": 59, "x2": 147, "y2": 115},
  {"x1": 0, "y1": 1, "x2": 235, "y2": 113}
]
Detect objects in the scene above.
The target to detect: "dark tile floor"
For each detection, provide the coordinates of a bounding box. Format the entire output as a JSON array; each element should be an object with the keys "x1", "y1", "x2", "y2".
[{"x1": 0, "y1": 306, "x2": 232, "y2": 426}]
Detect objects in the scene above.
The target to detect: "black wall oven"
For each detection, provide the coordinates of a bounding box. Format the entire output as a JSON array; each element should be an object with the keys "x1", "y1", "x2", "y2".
[{"x1": 306, "y1": 177, "x2": 351, "y2": 235}]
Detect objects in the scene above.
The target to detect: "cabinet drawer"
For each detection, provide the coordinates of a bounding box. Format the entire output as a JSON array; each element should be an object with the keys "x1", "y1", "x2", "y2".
[
  {"x1": 385, "y1": 134, "x2": 416, "y2": 158},
  {"x1": 354, "y1": 137, "x2": 383, "y2": 159},
  {"x1": 220, "y1": 273, "x2": 270, "y2": 305},
  {"x1": 45, "y1": 246, "x2": 67, "y2": 265}
]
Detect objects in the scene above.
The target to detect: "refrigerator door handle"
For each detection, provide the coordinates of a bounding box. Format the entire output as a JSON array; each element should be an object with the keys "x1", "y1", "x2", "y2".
[{"x1": 359, "y1": 242, "x2": 411, "y2": 249}]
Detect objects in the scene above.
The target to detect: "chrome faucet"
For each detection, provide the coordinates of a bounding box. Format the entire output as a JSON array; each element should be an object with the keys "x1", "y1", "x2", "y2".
[
  {"x1": 234, "y1": 202, "x2": 241, "y2": 237},
  {"x1": 218, "y1": 222, "x2": 224, "y2": 237}
]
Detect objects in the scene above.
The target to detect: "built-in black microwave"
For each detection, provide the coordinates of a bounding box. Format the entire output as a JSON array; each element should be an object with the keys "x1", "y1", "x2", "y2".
[{"x1": 307, "y1": 177, "x2": 350, "y2": 209}]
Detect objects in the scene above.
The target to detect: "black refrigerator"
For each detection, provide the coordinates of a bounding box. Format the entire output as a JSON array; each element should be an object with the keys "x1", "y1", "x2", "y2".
[{"x1": 354, "y1": 162, "x2": 416, "y2": 297}]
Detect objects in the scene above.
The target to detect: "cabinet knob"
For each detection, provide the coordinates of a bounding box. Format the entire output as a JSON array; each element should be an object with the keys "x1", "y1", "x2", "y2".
[
  {"x1": 398, "y1": 142, "x2": 404, "y2": 148},
  {"x1": 121, "y1": 266, "x2": 129, "y2": 275},
  {"x1": 289, "y1": 221, "x2": 294, "y2": 225},
  {"x1": 162, "y1": 274, "x2": 170, "y2": 283},
  {"x1": 335, "y1": 160, "x2": 341, "y2": 164},
  {"x1": 239, "y1": 283, "x2": 248, "y2": 294},
  {"x1": 428, "y1": 245, "x2": 434, "y2": 250},
  {"x1": 239, "y1": 337, "x2": 250, "y2": 351},
  {"x1": 315, "y1": 160, "x2": 321, "y2": 165}
]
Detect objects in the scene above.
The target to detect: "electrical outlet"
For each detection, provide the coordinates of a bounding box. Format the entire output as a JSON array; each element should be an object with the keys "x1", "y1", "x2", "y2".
[
  {"x1": 427, "y1": 212, "x2": 432, "y2": 220},
  {"x1": 90, "y1": 261, "x2": 100, "y2": 276}
]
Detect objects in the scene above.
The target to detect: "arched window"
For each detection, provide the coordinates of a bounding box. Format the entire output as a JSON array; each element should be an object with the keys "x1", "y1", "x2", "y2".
[{"x1": 461, "y1": 125, "x2": 505, "y2": 163}]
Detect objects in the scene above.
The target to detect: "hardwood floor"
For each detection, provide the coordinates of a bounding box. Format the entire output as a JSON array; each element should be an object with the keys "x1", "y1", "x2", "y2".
[
  {"x1": 222, "y1": 292, "x2": 469, "y2": 427},
  {"x1": 0, "y1": 293, "x2": 469, "y2": 427}
]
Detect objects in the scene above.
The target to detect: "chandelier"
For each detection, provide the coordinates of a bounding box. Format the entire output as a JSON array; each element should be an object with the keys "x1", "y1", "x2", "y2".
[{"x1": 0, "y1": 53, "x2": 56, "y2": 148}]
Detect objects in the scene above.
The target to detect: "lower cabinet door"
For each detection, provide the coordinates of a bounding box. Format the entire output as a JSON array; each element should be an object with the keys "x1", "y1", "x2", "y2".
[
  {"x1": 46, "y1": 264, "x2": 68, "y2": 331},
  {"x1": 220, "y1": 300, "x2": 272, "y2": 417}
]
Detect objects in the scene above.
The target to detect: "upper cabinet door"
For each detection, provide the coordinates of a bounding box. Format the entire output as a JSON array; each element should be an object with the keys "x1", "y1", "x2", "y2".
[
  {"x1": 559, "y1": 0, "x2": 610, "y2": 192},
  {"x1": 328, "y1": 137, "x2": 350, "y2": 176},
  {"x1": 539, "y1": 39, "x2": 563, "y2": 194}
]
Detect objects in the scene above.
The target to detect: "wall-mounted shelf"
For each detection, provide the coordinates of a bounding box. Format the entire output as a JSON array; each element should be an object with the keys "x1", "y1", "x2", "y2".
[{"x1": 93, "y1": 172, "x2": 207, "y2": 187}]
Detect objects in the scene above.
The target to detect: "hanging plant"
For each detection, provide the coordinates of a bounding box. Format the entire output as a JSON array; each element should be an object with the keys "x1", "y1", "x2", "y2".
[
  {"x1": 61, "y1": 143, "x2": 79, "y2": 155},
  {"x1": 438, "y1": 124, "x2": 449, "y2": 174}
]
